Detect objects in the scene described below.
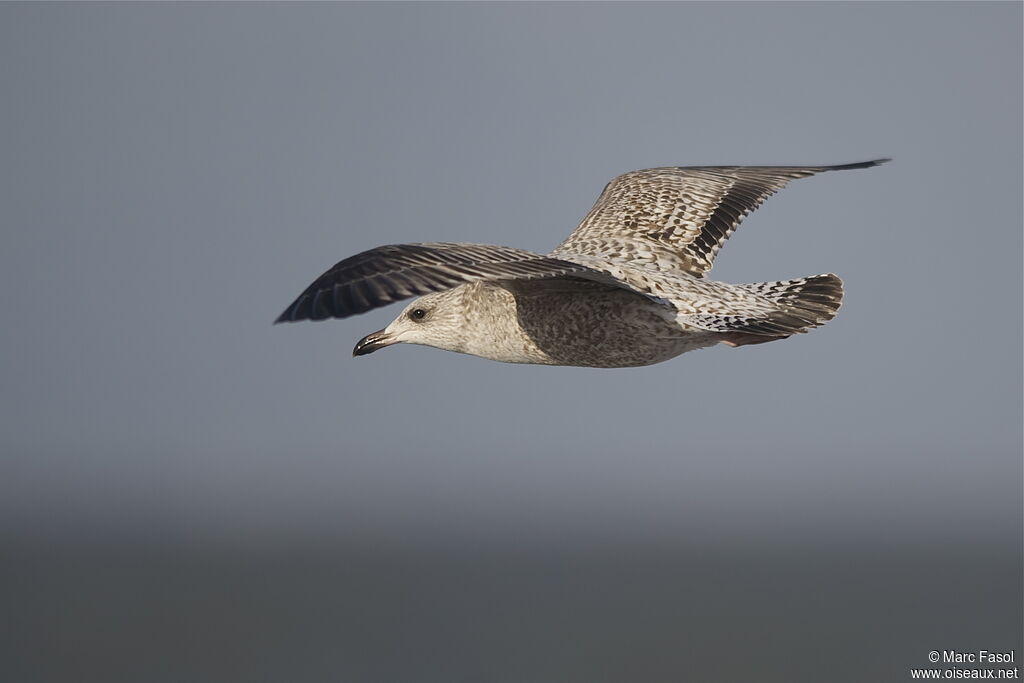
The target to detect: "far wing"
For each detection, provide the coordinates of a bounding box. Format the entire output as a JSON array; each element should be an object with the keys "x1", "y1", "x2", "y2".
[
  {"x1": 553, "y1": 160, "x2": 889, "y2": 277},
  {"x1": 275, "y1": 242, "x2": 613, "y2": 322}
]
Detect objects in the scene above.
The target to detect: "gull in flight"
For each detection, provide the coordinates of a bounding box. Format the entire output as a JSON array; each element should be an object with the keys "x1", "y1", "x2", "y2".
[{"x1": 276, "y1": 160, "x2": 888, "y2": 368}]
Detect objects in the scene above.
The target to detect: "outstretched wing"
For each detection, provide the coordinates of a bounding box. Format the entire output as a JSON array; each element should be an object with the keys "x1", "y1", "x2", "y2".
[
  {"x1": 275, "y1": 242, "x2": 612, "y2": 322},
  {"x1": 553, "y1": 159, "x2": 889, "y2": 277}
]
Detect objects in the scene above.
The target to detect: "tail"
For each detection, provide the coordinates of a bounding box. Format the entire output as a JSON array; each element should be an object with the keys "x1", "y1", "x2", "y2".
[
  {"x1": 716, "y1": 274, "x2": 844, "y2": 347},
  {"x1": 742, "y1": 273, "x2": 844, "y2": 326}
]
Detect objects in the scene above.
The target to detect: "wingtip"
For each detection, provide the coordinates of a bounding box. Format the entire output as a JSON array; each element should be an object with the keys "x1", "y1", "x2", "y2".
[{"x1": 827, "y1": 158, "x2": 892, "y2": 171}]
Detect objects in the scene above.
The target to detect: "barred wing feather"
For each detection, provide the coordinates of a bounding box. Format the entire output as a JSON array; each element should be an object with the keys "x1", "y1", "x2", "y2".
[{"x1": 553, "y1": 160, "x2": 889, "y2": 277}]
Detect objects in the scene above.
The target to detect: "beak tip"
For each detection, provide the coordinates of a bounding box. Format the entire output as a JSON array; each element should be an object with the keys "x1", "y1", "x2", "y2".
[{"x1": 353, "y1": 329, "x2": 392, "y2": 357}]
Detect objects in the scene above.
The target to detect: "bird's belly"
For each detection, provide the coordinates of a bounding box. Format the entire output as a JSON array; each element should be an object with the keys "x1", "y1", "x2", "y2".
[{"x1": 509, "y1": 288, "x2": 716, "y2": 368}]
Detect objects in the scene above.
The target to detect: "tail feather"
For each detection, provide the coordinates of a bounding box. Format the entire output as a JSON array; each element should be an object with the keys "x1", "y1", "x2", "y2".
[
  {"x1": 738, "y1": 273, "x2": 844, "y2": 332},
  {"x1": 683, "y1": 274, "x2": 844, "y2": 347}
]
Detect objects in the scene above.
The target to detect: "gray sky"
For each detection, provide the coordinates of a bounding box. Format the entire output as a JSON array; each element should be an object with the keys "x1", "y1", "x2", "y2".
[{"x1": 1, "y1": 2, "x2": 1020, "y2": 546}]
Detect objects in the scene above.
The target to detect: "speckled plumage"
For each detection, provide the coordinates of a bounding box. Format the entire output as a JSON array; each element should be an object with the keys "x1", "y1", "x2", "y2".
[{"x1": 276, "y1": 160, "x2": 888, "y2": 367}]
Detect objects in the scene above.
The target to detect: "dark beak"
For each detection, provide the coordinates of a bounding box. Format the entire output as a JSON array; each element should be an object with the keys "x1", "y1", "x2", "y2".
[{"x1": 353, "y1": 329, "x2": 395, "y2": 357}]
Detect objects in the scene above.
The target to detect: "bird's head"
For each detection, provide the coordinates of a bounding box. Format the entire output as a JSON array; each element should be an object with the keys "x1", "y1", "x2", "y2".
[{"x1": 352, "y1": 289, "x2": 468, "y2": 357}]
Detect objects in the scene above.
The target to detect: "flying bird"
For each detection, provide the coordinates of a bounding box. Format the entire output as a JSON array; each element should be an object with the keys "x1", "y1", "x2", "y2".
[{"x1": 276, "y1": 160, "x2": 888, "y2": 368}]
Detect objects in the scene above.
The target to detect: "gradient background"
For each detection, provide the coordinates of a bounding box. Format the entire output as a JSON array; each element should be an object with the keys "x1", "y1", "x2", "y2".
[{"x1": 2, "y1": 3, "x2": 1021, "y2": 682}]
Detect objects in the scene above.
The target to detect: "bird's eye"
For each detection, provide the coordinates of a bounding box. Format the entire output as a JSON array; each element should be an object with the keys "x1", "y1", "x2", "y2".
[{"x1": 409, "y1": 308, "x2": 428, "y2": 321}]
